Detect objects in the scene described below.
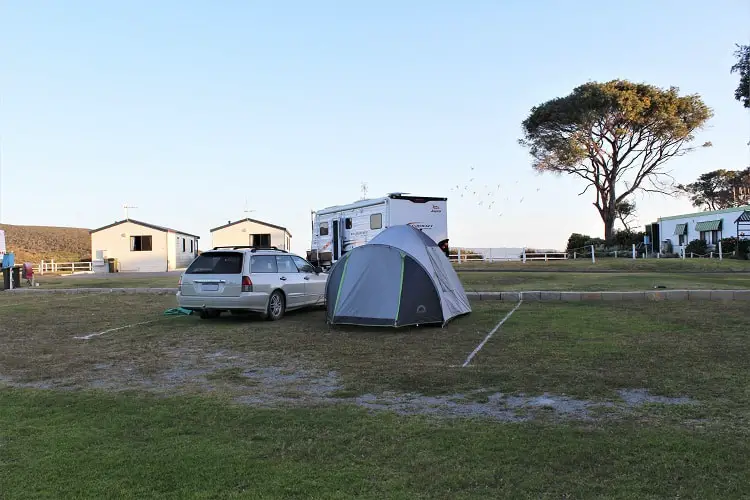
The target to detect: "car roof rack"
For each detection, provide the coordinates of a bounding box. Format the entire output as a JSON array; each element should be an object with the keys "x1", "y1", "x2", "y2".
[{"x1": 210, "y1": 245, "x2": 288, "y2": 253}]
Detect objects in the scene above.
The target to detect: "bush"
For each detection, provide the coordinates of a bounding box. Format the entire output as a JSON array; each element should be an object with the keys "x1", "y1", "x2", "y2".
[
  {"x1": 739, "y1": 240, "x2": 750, "y2": 260},
  {"x1": 723, "y1": 238, "x2": 750, "y2": 260},
  {"x1": 566, "y1": 233, "x2": 590, "y2": 252},
  {"x1": 566, "y1": 233, "x2": 608, "y2": 252},
  {"x1": 611, "y1": 230, "x2": 646, "y2": 248},
  {"x1": 685, "y1": 239, "x2": 708, "y2": 256},
  {"x1": 720, "y1": 237, "x2": 737, "y2": 254}
]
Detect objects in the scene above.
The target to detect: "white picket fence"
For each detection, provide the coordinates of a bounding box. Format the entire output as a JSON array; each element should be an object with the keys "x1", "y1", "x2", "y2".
[
  {"x1": 449, "y1": 247, "x2": 568, "y2": 263},
  {"x1": 34, "y1": 261, "x2": 93, "y2": 275}
]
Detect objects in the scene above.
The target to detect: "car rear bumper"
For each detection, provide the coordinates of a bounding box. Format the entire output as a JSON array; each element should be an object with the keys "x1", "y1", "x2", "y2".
[{"x1": 176, "y1": 291, "x2": 269, "y2": 313}]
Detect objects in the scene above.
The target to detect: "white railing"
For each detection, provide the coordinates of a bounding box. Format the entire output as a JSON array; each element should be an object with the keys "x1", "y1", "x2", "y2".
[
  {"x1": 450, "y1": 247, "x2": 569, "y2": 264},
  {"x1": 522, "y1": 251, "x2": 568, "y2": 262},
  {"x1": 34, "y1": 261, "x2": 93, "y2": 275},
  {"x1": 450, "y1": 247, "x2": 525, "y2": 263}
]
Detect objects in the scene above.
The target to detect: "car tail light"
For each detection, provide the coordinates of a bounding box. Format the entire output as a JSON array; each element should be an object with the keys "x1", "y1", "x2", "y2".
[
  {"x1": 178, "y1": 275, "x2": 182, "y2": 291},
  {"x1": 241, "y1": 276, "x2": 253, "y2": 292}
]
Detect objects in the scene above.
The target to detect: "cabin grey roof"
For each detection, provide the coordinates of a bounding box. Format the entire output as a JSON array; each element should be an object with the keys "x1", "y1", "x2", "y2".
[
  {"x1": 210, "y1": 217, "x2": 292, "y2": 237},
  {"x1": 89, "y1": 218, "x2": 200, "y2": 239}
]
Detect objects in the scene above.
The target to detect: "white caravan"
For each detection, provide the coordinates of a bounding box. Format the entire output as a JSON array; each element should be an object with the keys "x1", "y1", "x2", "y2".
[{"x1": 307, "y1": 193, "x2": 449, "y2": 269}]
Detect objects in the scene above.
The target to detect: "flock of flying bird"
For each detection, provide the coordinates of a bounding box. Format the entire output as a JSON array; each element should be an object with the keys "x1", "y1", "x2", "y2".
[{"x1": 448, "y1": 166, "x2": 541, "y2": 217}]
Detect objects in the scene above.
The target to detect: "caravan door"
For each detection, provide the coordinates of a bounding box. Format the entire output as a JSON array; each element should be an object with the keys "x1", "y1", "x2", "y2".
[{"x1": 332, "y1": 220, "x2": 340, "y2": 261}]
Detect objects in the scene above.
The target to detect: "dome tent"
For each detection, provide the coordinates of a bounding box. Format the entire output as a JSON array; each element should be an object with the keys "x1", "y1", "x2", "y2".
[{"x1": 325, "y1": 225, "x2": 471, "y2": 327}]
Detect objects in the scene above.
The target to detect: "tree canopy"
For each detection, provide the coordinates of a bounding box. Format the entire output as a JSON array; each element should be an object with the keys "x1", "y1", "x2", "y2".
[
  {"x1": 731, "y1": 44, "x2": 750, "y2": 108},
  {"x1": 677, "y1": 167, "x2": 750, "y2": 210},
  {"x1": 519, "y1": 79, "x2": 713, "y2": 241}
]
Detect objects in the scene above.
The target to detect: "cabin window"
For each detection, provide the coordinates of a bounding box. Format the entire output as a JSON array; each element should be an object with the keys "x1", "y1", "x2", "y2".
[
  {"x1": 190, "y1": 239, "x2": 194, "y2": 253},
  {"x1": 345, "y1": 218, "x2": 352, "y2": 229},
  {"x1": 319, "y1": 222, "x2": 329, "y2": 236},
  {"x1": 251, "y1": 234, "x2": 271, "y2": 247},
  {"x1": 182, "y1": 238, "x2": 186, "y2": 252},
  {"x1": 678, "y1": 234, "x2": 686, "y2": 246},
  {"x1": 700, "y1": 230, "x2": 720, "y2": 245},
  {"x1": 370, "y1": 213, "x2": 382, "y2": 230},
  {"x1": 130, "y1": 235, "x2": 153, "y2": 252}
]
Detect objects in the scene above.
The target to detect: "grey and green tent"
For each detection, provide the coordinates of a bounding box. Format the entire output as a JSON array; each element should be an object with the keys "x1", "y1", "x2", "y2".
[{"x1": 325, "y1": 225, "x2": 471, "y2": 327}]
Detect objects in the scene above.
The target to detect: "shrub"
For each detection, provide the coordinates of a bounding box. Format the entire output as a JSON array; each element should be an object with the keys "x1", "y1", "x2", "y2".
[
  {"x1": 566, "y1": 233, "x2": 590, "y2": 252},
  {"x1": 685, "y1": 239, "x2": 708, "y2": 256},
  {"x1": 611, "y1": 230, "x2": 645, "y2": 248},
  {"x1": 720, "y1": 237, "x2": 738, "y2": 254},
  {"x1": 730, "y1": 238, "x2": 750, "y2": 260}
]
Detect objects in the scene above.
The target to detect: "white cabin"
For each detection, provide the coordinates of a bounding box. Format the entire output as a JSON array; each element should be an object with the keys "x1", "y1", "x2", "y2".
[
  {"x1": 658, "y1": 205, "x2": 750, "y2": 254},
  {"x1": 90, "y1": 219, "x2": 199, "y2": 272},
  {"x1": 210, "y1": 218, "x2": 292, "y2": 251},
  {"x1": 307, "y1": 193, "x2": 449, "y2": 268}
]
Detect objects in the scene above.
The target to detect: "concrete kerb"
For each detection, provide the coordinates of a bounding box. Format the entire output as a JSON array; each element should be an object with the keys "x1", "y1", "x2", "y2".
[
  {"x1": 4, "y1": 288, "x2": 750, "y2": 301},
  {"x1": 3, "y1": 287, "x2": 178, "y2": 295}
]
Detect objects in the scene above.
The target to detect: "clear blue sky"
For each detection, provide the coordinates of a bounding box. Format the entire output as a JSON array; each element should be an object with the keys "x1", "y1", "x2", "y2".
[{"x1": 2, "y1": 1, "x2": 749, "y2": 254}]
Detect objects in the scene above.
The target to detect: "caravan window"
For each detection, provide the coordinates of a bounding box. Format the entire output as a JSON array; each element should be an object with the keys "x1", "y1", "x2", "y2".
[
  {"x1": 370, "y1": 213, "x2": 382, "y2": 230},
  {"x1": 345, "y1": 218, "x2": 352, "y2": 229},
  {"x1": 319, "y1": 222, "x2": 329, "y2": 236}
]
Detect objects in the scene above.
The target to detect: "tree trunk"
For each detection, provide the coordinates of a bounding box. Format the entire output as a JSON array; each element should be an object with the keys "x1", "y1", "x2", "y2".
[{"x1": 604, "y1": 215, "x2": 616, "y2": 242}]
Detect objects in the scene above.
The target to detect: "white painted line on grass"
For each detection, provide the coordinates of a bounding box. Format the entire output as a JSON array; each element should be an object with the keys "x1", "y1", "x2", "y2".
[
  {"x1": 461, "y1": 299, "x2": 523, "y2": 368},
  {"x1": 73, "y1": 319, "x2": 163, "y2": 340}
]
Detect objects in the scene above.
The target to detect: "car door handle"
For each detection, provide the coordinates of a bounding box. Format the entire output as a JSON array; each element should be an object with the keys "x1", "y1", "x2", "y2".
[
  {"x1": 279, "y1": 276, "x2": 287, "y2": 281},
  {"x1": 304, "y1": 276, "x2": 310, "y2": 280}
]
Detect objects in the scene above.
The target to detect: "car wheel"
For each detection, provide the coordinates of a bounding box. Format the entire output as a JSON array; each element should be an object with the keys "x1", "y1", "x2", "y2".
[{"x1": 266, "y1": 290, "x2": 285, "y2": 321}]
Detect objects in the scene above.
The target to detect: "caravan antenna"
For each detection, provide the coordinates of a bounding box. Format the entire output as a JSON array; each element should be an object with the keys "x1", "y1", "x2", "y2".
[{"x1": 360, "y1": 182, "x2": 369, "y2": 200}]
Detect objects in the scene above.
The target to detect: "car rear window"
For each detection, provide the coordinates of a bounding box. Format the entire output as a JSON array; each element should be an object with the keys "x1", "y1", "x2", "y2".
[
  {"x1": 250, "y1": 255, "x2": 278, "y2": 273},
  {"x1": 185, "y1": 252, "x2": 243, "y2": 274}
]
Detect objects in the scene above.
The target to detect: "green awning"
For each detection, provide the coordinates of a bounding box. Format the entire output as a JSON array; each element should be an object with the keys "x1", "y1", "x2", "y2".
[
  {"x1": 735, "y1": 211, "x2": 750, "y2": 223},
  {"x1": 695, "y1": 220, "x2": 722, "y2": 232},
  {"x1": 673, "y1": 223, "x2": 687, "y2": 236}
]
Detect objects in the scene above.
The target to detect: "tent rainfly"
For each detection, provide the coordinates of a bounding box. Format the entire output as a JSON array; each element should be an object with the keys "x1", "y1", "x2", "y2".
[{"x1": 325, "y1": 224, "x2": 471, "y2": 327}]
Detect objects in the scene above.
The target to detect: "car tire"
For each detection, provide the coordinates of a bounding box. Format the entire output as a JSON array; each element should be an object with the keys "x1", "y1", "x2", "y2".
[{"x1": 266, "y1": 290, "x2": 285, "y2": 321}]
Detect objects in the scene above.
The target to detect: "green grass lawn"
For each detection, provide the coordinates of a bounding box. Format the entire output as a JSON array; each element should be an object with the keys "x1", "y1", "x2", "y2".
[
  {"x1": 455, "y1": 257, "x2": 750, "y2": 272},
  {"x1": 34, "y1": 275, "x2": 180, "y2": 288},
  {"x1": 2, "y1": 295, "x2": 749, "y2": 497},
  {"x1": 3, "y1": 389, "x2": 748, "y2": 499},
  {"x1": 457, "y1": 271, "x2": 750, "y2": 291},
  {"x1": 31, "y1": 269, "x2": 750, "y2": 292}
]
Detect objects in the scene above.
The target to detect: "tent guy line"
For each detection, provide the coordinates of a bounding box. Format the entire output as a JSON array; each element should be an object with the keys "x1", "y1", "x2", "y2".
[
  {"x1": 460, "y1": 299, "x2": 523, "y2": 368},
  {"x1": 73, "y1": 318, "x2": 173, "y2": 340}
]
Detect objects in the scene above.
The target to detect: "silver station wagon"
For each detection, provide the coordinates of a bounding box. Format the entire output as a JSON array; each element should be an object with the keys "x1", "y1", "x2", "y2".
[{"x1": 177, "y1": 246, "x2": 328, "y2": 320}]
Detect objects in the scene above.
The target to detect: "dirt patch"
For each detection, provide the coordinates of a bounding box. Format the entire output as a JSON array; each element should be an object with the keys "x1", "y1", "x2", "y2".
[
  {"x1": 0, "y1": 351, "x2": 697, "y2": 423},
  {"x1": 351, "y1": 389, "x2": 696, "y2": 422}
]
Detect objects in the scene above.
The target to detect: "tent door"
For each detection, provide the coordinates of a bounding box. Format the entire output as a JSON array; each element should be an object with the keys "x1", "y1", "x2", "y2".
[{"x1": 332, "y1": 220, "x2": 340, "y2": 261}]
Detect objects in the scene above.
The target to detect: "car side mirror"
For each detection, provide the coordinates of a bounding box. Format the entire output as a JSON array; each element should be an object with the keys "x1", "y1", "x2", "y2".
[{"x1": 314, "y1": 266, "x2": 323, "y2": 274}]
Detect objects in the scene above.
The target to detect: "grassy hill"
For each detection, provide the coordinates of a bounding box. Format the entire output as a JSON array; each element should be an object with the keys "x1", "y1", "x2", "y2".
[{"x1": 0, "y1": 224, "x2": 90, "y2": 263}]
